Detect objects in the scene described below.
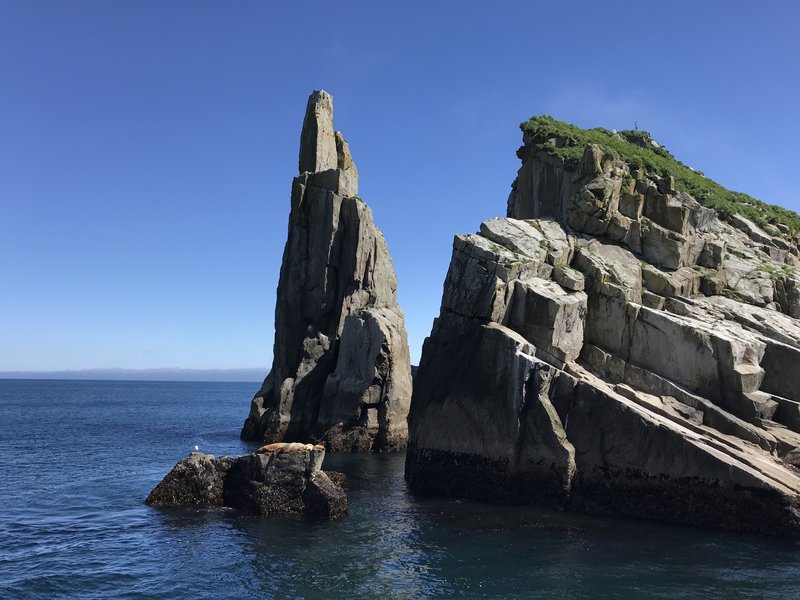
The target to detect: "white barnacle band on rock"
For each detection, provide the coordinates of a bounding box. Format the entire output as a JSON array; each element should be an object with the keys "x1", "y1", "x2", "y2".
[{"x1": 241, "y1": 90, "x2": 412, "y2": 452}]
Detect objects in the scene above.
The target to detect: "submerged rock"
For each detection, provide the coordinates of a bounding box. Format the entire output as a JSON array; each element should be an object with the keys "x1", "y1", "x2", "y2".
[
  {"x1": 407, "y1": 119, "x2": 800, "y2": 538},
  {"x1": 242, "y1": 90, "x2": 412, "y2": 452},
  {"x1": 146, "y1": 443, "x2": 347, "y2": 520}
]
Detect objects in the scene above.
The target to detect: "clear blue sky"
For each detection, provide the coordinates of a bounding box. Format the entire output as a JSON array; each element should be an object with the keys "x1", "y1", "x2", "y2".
[{"x1": 2, "y1": 0, "x2": 799, "y2": 372}]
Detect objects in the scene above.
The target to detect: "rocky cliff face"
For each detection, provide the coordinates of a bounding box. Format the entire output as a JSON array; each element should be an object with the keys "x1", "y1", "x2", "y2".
[
  {"x1": 406, "y1": 119, "x2": 800, "y2": 536},
  {"x1": 242, "y1": 91, "x2": 412, "y2": 452}
]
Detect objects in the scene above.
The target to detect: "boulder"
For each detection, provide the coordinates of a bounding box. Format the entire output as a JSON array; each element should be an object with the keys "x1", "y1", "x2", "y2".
[
  {"x1": 144, "y1": 452, "x2": 232, "y2": 508},
  {"x1": 146, "y1": 444, "x2": 346, "y2": 520},
  {"x1": 242, "y1": 91, "x2": 412, "y2": 451}
]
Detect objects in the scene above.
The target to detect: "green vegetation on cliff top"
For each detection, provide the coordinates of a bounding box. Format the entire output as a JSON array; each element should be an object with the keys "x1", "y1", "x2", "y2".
[{"x1": 520, "y1": 115, "x2": 800, "y2": 234}]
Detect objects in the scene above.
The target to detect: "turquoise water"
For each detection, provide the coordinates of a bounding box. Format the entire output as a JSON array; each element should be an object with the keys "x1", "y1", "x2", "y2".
[{"x1": 1, "y1": 379, "x2": 799, "y2": 599}]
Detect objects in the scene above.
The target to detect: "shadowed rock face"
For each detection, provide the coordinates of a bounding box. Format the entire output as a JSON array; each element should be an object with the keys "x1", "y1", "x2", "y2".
[
  {"x1": 241, "y1": 90, "x2": 412, "y2": 452},
  {"x1": 407, "y1": 133, "x2": 800, "y2": 537},
  {"x1": 145, "y1": 444, "x2": 347, "y2": 520}
]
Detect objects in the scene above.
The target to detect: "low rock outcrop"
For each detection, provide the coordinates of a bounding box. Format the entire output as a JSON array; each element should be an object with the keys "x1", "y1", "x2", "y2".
[
  {"x1": 146, "y1": 443, "x2": 347, "y2": 519},
  {"x1": 242, "y1": 90, "x2": 412, "y2": 452},
  {"x1": 407, "y1": 117, "x2": 800, "y2": 537}
]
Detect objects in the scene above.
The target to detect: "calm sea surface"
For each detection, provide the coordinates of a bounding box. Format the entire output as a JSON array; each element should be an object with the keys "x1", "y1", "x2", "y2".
[{"x1": 1, "y1": 379, "x2": 799, "y2": 599}]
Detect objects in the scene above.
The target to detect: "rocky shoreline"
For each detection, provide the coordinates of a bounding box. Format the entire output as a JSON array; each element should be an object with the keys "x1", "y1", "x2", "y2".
[{"x1": 151, "y1": 92, "x2": 800, "y2": 537}]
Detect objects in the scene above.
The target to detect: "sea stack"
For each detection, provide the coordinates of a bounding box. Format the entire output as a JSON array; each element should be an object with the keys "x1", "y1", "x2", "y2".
[
  {"x1": 406, "y1": 117, "x2": 800, "y2": 537},
  {"x1": 242, "y1": 90, "x2": 412, "y2": 452}
]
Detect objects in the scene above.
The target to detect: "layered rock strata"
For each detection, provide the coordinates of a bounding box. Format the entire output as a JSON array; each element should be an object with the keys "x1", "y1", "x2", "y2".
[
  {"x1": 242, "y1": 91, "x2": 412, "y2": 451},
  {"x1": 146, "y1": 443, "x2": 347, "y2": 519},
  {"x1": 407, "y1": 126, "x2": 800, "y2": 537}
]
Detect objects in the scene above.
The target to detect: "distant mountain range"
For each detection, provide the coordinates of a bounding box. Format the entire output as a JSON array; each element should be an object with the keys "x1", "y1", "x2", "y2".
[{"x1": 0, "y1": 368, "x2": 264, "y2": 382}]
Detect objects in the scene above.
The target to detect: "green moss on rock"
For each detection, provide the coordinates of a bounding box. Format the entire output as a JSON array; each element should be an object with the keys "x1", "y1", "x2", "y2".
[{"x1": 520, "y1": 115, "x2": 800, "y2": 234}]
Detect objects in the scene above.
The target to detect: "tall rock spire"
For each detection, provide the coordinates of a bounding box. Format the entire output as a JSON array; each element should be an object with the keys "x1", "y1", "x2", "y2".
[
  {"x1": 298, "y1": 90, "x2": 337, "y2": 174},
  {"x1": 242, "y1": 90, "x2": 412, "y2": 452}
]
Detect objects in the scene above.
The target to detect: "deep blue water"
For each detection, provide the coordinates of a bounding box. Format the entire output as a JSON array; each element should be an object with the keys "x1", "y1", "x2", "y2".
[{"x1": 1, "y1": 379, "x2": 800, "y2": 599}]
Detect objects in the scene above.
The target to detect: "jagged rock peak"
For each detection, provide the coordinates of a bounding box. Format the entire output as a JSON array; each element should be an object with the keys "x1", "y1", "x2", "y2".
[
  {"x1": 242, "y1": 90, "x2": 411, "y2": 452},
  {"x1": 299, "y1": 90, "x2": 336, "y2": 173},
  {"x1": 297, "y1": 90, "x2": 359, "y2": 197}
]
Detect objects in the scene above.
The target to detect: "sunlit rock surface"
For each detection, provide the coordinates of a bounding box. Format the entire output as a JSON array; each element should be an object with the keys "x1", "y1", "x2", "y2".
[
  {"x1": 242, "y1": 91, "x2": 412, "y2": 452},
  {"x1": 407, "y1": 124, "x2": 800, "y2": 537}
]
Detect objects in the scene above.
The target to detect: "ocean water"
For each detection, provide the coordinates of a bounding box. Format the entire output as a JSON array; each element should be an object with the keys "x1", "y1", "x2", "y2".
[{"x1": 1, "y1": 379, "x2": 799, "y2": 599}]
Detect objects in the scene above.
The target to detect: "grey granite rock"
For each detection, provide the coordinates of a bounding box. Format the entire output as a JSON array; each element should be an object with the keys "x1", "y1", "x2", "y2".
[
  {"x1": 144, "y1": 452, "x2": 233, "y2": 509},
  {"x1": 242, "y1": 91, "x2": 411, "y2": 451},
  {"x1": 408, "y1": 134, "x2": 800, "y2": 537},
  {"x1": 298, "y1": 90, "x2": 337, "y2": 174}
]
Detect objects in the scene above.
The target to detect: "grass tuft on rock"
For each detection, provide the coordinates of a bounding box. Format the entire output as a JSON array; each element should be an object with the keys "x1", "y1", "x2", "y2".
[{"x1": 520, "y1": 115, "x2": 800, "y2": 234}]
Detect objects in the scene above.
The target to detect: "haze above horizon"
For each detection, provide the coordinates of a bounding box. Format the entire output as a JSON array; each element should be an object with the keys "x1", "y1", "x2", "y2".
[
  {"x1": 3, "y1": 0, "x2": 799, "y2": 372},
  {"x1": 0, "y1": 367, "x2": 263, "y2": 382}
]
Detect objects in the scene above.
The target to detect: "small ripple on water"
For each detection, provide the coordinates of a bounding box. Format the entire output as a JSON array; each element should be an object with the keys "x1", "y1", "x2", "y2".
[{"x1": 3, "y1": 381, "x2": 800, "y2": 599}]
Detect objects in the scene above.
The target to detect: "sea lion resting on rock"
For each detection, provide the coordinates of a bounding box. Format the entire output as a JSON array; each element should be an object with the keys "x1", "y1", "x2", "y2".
[
  {"x1": 147, "y1": 443, "x2": 347, "y2": 519},
  {"x1": 256, "y1": 442, "x2": 326, "y2": 453}
]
